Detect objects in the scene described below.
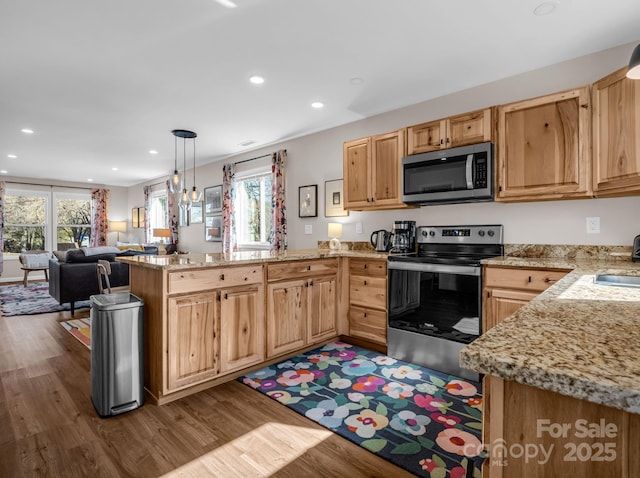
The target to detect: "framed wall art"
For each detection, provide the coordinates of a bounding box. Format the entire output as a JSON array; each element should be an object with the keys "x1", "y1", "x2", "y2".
[
  {"x1": 205, "y1": 214, "x2": 222, "y2": 242},
  {"x1": 204, "y1": 185, "x2": 222, "y2": 214},
  {"x1": 189, "y1": 201, "x2": 203, "y2": 224},
  {"x1": 324, "y1": 179, "x2": 349, "y2": 217},
  {"x1": 298, "y1": 184, "x2": 317, "y2": 218}
]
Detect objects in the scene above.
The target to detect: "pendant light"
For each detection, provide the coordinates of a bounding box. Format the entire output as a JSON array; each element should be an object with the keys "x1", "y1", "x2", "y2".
[
  {"x1": 172, "y1": 129, "x2": 197, "y2": 209},
  {"x1": 627, "y1": 43, "x2": 640, "y2": 79},
  {"x1": 170, "y1": 134, "x2": 181, "y2": 191},
  {"x1": 189, "y1": 135, "x2": 203, "y2": 202}
]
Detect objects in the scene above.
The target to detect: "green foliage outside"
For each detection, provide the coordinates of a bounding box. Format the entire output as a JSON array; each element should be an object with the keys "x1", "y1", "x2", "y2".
[
  {"x1": 3, "y1": 195, "x2": 91, "y2": 253},
  {"x1": 241, "y1": 176, "x2": 272, "y2": 242}
]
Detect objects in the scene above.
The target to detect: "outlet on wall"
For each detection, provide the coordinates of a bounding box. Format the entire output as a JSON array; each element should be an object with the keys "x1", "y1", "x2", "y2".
[
  {"x1": 304, "y1": 224, "x2": 312, "y2": 235},
  {"x1": 586, "y1": 216, "x2": 600, "y2": 234},
  {"x1": 356, "y1": 222, "x2": 363, "y2": 234}
]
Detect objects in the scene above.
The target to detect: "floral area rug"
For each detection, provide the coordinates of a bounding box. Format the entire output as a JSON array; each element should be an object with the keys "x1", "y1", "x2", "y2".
[
  {"x1": 239, "y1": 341, "x2": 484, "y2": 478},
  {"x1": 0, "y1": 282, "x2": 90, "y2": 317}
]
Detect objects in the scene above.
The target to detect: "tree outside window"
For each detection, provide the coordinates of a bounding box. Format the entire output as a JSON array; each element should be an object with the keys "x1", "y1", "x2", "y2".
[
  {"x1": 3, "y1": 194, "x2": 46, "y2": 252},
  {"x1": 56, "y1": 196, "x2": 91, "y2": 248},
  {"x1": 235, "y1": 171, "x2": 273, "y2": 248}
]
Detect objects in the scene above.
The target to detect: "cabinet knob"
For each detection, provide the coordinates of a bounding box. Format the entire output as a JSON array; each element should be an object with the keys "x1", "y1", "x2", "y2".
[
  {"x1": 363, "y1": 312, "x2": 367, "y2": 318},
  {"x1": 224, "y1": 293, "x2": 228, "y2": 299},
  {"x1": 528, "y1": 276, "x2": 532, "y2": 283},
  {"x1": 220, "y1": 273, "x2": 225, "y2": 280},
  {"x1": 309, "y1": 280, "x2": 313, "y2": 287},
  {"x1": 364, "y1": 280, "x2": 368, "y2": 286},
  {"x1": 363, "y1": 264, "x2": 368, "y2": 269},
  {"x1": 307, "y1": 265, "x2": 311, "y2": 271}
]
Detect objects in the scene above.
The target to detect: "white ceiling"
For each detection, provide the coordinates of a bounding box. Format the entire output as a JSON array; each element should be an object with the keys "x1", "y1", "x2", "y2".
[{"x1": 1, "y1": 0, "x2": 640, "y2": 187}]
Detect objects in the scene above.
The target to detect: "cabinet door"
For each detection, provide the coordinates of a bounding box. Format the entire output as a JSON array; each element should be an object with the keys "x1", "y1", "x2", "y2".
[
  {"x1": 483, "y1": 288, "x2": 538, "y2": 333},
  {"x1": 371, "y1": 130, "x2": 405, "y2": 207},
  {"x1": 593, "y1": 67, "x2": 640, "y2": 196},
  {"x1": 267, "y1": 279, "x2": 306, "y2": 357},
  {"x1": 167, "y1": 292, "x2": 220, "y2": 391},
  {"x1": 448, "y1": 108, "x2": 492, "y2": 148},
  {"x1": 497, "y1": 87, "x2": 592, "y2": 201},
  {"x1": 219, "y1": 285, "x2": 264, "y2": 374},
  {"x1": 308, "y1": 274, "x2": 337, "y2": 344},
  {"x1": 343, "y1": 137, "x2": 372, "y2": 208},
  {"x1": 407, "y1": 119, "x2": 446, "y2": 154}
]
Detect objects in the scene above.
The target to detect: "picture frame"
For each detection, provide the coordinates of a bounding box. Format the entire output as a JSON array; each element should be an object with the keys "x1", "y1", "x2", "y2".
[
  {"x1": 205, "y1": 214, "x2": 222, "y2": 242},
  {"x1": 324, "y1": 179, "x2": 349, "y2": 217},
  {"x1": 298, "y1": 184, "x2": 318, "y2": 218},
  {"x1": 189, "y1": 201, "x2": 203, "y2": 224},
  {"x1": 204, "y1": 185, "x2": 222, "y2": 214}
]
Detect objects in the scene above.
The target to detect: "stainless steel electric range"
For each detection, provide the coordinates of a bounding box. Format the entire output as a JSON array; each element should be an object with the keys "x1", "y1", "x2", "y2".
[{"x1": 387, "y1": 224, "x2": 504, "y2": 381}]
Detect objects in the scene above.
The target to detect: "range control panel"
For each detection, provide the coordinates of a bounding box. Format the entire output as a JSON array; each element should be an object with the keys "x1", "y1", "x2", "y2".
[{"x1": 417, "y1": 225, "x2": 503, "y2": 245}]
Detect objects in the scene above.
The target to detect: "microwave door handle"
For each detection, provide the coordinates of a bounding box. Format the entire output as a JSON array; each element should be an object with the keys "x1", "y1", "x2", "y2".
[{"x1": 466, "y1": 154, "x2": 474, "y2": 189}]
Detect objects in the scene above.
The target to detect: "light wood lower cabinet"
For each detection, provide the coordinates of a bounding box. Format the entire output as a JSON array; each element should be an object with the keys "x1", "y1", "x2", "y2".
[
  {"x1": 266, "y1": 259, "x2": 338, "y2": 358},
  {"x1": 348, "y1": 258, "x2": 387, "y2": 345},
  {"x1": 165, "y1": 265, "x2": 264, "y2": 394},
  {"x1": 167, "y1": 292, "x2": 220, "y2": 391},
  {"x1": 483, "y1": 266, "x2": 569, "y2": 333}
]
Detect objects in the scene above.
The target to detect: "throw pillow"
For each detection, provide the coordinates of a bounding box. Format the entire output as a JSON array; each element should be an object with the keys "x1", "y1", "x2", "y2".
[{"x1": 53, "y1": 250, "x2": 68, "y2": 262}]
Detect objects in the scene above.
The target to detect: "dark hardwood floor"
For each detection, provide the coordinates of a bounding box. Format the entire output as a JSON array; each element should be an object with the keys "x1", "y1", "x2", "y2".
[{"x1": 0, "y1": 305, "x2": 414, "y2": 477}]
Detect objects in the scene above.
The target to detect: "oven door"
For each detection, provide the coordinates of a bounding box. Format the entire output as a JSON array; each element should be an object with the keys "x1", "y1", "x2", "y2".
[{"x1": 387, "y1": 261, "x2": 482, "y2": 381}]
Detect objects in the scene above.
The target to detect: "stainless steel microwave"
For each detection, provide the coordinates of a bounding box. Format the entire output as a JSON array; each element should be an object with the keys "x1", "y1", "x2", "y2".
[{"x1": 402, "y1": 141, "x2": 494, "y2": 205}]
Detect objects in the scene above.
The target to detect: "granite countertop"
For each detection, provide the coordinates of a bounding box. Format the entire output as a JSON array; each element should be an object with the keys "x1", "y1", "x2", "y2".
[
  {"x1": 116, "y1": 248, "x2": 388, "y2": 270},
  {"x1": 460, "y1": 253, "x2": 640, "y2": 414}
]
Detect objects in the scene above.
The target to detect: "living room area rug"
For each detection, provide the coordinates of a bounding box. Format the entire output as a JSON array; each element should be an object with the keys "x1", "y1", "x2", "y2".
[
  {"x1": 239, "y1": 341, "x2": 484, "y2": 478},
  {"x1": 0, "y1": 282, "x2": 90, "y2": 317},
  {"x1": 59, "y1": 317, "x2": 91, "y2": 349}
]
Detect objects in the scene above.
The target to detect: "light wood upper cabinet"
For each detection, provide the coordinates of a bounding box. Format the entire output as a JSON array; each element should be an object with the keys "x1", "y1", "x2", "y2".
[
  {"x1": 343, "y1": 130, "x2": 412, "y2": 211},
  {"x1": 407, "y1": 108, "x2": 492, "y2": 154},
  {"x1": 592, "y1": 67, "x2": 640, "y2": 196},
  {"x1": 496, "y1": 87, "x2": 592, "y2": 202}
]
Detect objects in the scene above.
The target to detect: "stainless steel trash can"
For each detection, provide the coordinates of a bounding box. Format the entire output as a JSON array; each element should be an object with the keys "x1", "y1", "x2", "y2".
[{"x1": 90, "y1": 292, "x2": 144, "y2": 417}]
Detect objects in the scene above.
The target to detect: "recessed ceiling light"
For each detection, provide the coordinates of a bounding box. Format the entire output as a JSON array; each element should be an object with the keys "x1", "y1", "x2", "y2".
[
  {"x1": 112, "y1": 167, "x2": 119, "y2": 171},
  {"x1": 149, "y1": 150, "x2": 158, "y2": 155},
  {"x1": 238, "y1": 140, "x2": 257, "y2": 147},
  {"x1": 21, "y1": 128, "x2": 34, "y2": 134},
  {"x1": 215, "y1": 0, "x2": 237, "y2": 8},
  {"x1": 7, "y1": 154, "x2": 17, "y2": 159},
  {"x1": 533, "y1": 1, "x2": 559, "y2": 16},
  {"x1": 87, "y1": 178, "x2": 93, "y2": 182},
  {"x1": 0, "y1": 170, "x2": 7, "y2": 174},
  {"x1": 311, "y1": 102, "x2": 324, "y2": 109},
  {"x1": 349, "y1": 77, "x2": 365, "y2": 85},
  {"x1": 249, "y1": 75, "x2": 265, "y2": 85}
]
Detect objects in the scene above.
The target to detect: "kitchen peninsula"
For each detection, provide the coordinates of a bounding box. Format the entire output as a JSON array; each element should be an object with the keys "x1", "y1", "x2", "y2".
[
  {"x1": 460, "y1": 253, "x2": 640, "y2": 478},
  {"x1": 117, "y1": 249, "x2": 388, "y2": 405}
]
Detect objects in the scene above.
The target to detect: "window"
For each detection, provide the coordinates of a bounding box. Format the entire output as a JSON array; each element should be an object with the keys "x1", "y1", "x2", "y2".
[
  {"x1": 3, "y1": 188, "x2": 92, "y2": 255},
  {"x1": 234, "y1": 167, "x2": 273, "y2": 249},
  {"x1": 3, "y1": 191, "x2": 47, "y2": 253},
  {"x1": 54, "y1": 192, "x2": 91, "y2": 249},
  {"x1": 148, "y1": 188, "x2": 167, "y2": 240}
]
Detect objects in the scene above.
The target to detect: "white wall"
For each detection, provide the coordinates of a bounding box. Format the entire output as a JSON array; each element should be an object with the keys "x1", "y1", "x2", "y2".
[{"x1": 128, "y1": 41, "x2": 640, "y2": 251}]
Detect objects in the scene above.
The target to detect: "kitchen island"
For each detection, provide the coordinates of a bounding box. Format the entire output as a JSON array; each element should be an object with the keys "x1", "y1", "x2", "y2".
[
  {"x1": 117, "y1": 249, "x2": 387, "y2": 405},
  {"x1": 460, "y1": 253, "x2": 640, "y2": 477}
]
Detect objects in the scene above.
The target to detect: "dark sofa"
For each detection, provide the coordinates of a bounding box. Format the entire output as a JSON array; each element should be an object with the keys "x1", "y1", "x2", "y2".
[{"x1": 49, "y1": 246, "x2": 158, "y2": 315}]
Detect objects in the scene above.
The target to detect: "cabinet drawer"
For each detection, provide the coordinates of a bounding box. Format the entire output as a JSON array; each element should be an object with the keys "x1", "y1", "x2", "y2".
[
  {"x1": 267, "y1": 259, "x2": 338, "y2": 281},
  {"x1": 350, "y1": 275, "x2": 386, "y2": 310},
  {"x1": 169, "y1": 265, "x2": 263, "y2": 294},
  {"x1": 484, "y1": 267, "x2": 568, "y2": 292},
  {"x1": 349, "y1": 306, "x2": 387, "y2": 344},
  {"x1": 349, "y1": 258, "x2": 387, "y2": 277}
]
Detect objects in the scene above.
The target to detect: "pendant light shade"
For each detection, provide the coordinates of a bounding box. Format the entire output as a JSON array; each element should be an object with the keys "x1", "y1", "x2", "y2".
[
  {"x1": 627, "y1": 43, "x2": 640, "y2": 80},
  {"x1": 172, "y1": 129, "x2": 197, "y2": 209}
]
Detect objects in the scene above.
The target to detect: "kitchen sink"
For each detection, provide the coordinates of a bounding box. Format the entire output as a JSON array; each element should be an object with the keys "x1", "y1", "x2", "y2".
[{"x1": 594, "y1": 274, "x2": 640, "y2": 288}]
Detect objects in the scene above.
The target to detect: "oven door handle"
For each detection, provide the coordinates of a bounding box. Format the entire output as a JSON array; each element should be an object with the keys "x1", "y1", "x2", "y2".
[{"x1": 388, "y1": 261, "x2": 481, "y2": 276}]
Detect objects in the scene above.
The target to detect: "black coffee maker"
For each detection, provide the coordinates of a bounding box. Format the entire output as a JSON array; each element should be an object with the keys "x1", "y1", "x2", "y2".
[{"x1": 390, "y1": 220, "x2": 416, "y2": 254}]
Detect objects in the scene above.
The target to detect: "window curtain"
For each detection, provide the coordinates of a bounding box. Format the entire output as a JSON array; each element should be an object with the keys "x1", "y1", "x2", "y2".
[
  {"x1": 90, "y1": 188, "x2": 109, "y2": 246},
  {"x1": 270, "y1": 149, "x2": 287, "y2": 251},
  {"x1": 143, "y1": 185, "x2": 151, "y2": 243},
  {"x1": 0, "y1": 181, "x2": 5, "y2": 274},
  {"x1": 222, "y1": 163, "x2": 236, "y2": 253},
  {"x1": 166, "y1": 180, "x2": 179, "y2": 246}
]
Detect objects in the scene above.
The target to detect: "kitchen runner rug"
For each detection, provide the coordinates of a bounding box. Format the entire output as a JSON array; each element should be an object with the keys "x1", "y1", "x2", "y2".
[
  {"x1": 0, "y1": 282, "x2": 90, "y2": 317},
  {"x1": 60, "y1": 317, "x2": 91, "y2": 349},
  {"x1": 239, "y1": 341, "x2": 484, "y2": 478}
]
